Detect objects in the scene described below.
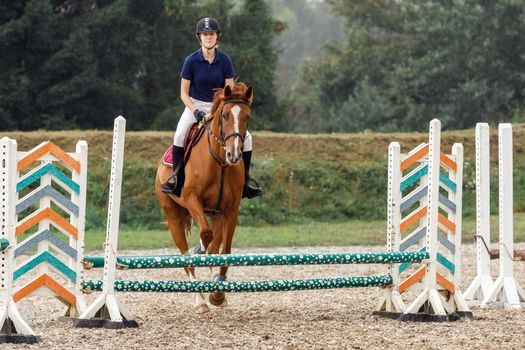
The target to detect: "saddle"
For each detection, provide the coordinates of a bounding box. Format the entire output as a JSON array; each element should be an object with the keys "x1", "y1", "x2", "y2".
[{"x1": 162, "y1": 123, "x2": 206, "y2": 168}]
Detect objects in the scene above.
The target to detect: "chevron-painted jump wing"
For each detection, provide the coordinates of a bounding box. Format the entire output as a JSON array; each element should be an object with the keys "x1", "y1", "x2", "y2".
[
  {"x1": 438, "y1": 193, "x2": 456, "y2": 213},
  {"x1": 437, "y1": 235, "x2": 455, "y2": 254},
  {"x1": 399, "y1": 227, "x2": 427, "y2": 252},
  {"x1": 437, "y1": 252, "x2": 455, "y2": 274},
  {"x1": 400, "y1": 144, "x2": 428, "y2": 171},
  {"x1": 16, "y1": 207, "x2": 78, "y2": 238},
  {"x1": 13, "y1": 273, "x2": 76, "y2": 305},
  {"x1": 439, "y1": 172, "x2": 457, "y2": 192},
  {"x1": 399, "y1": 247, "x2": 426, "y2": 274},
  {"x1": 400, "y1": 186, "x2": 428, "y2": 213},
  {"x1": 400, "y1": 164, "x2": 428, "y2": 192},
  {"x1": 17, "y1": 141, "x2": 81, "y2": 173},
  {"x1": 14, "y1": 229, "x2": 77, "y2": 259},
  {"x1": 16, "y1": 185, "x2": 79, "y2": 215},
  {"x1": 13, "y1": 251, "x2": 76, "y2": 282},
  {"x1": 17, "y1": 163, "x2": 80, "y2": 193},
  {"x1": 438, "y1": 213, "x2": 456, "y2": 234}
]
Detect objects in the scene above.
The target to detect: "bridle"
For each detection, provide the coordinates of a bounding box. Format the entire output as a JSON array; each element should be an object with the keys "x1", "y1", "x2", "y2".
[
  {"x1": 205, "y1": 99, "x2": 250, "y2": 167},
  {"x1": 203, "y1": 98, "x2": 251, "y2": 215}
]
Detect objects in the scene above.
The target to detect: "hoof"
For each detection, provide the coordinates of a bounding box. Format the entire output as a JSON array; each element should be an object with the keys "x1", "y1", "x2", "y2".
[
  {"x1": 209, "y1": 293, "x2": 228, "y2": 307},
  {"x1": 194, "y1": 303, "x2": 210, "y2": 314}
]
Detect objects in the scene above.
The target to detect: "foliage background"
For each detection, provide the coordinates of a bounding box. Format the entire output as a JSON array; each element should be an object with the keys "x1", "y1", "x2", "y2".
[
  {"x1": 2, "y1": 0, "x2": 525, "y2": 229},
  {"x1": 2, "y1": 0, "x2": 524, "y2": 132}
]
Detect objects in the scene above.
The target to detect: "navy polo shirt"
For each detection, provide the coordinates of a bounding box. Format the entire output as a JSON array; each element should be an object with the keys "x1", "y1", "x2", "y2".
[{"x1": 180, "y1": 48, "x2": 234, "y2": 102}]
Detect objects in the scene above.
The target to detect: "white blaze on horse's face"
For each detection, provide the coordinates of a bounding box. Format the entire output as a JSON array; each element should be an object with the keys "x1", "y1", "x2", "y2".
[
  {"x1": 223, "y1": 104, "x2": 245, "y2": 165},
  {"x1": 231, "y1": 105, "x2": 241, "y2": 162}
]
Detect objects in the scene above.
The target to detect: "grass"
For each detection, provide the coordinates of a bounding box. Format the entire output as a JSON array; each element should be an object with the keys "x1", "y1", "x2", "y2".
[{"x1": 84, "y1": 213, "x2": 525, "y2": 251}]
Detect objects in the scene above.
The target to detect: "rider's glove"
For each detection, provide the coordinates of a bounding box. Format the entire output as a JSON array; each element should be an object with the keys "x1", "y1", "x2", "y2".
[{"x1": 193, "y1": 109, "x2": 206, "y2": 123}]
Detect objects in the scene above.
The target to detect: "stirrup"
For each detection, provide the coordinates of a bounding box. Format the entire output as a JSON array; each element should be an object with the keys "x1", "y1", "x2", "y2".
[
  {"x1": 243, "y1": 178, "x2": 263, "y2": 199},
  {"x1": 161, "y1": 177, "x2": 177, "y2": 194}
]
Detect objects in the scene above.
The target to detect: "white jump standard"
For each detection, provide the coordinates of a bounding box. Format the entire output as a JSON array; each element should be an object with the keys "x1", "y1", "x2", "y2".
[
  {"x1": 480, "y1": 124, "x2": 524, "y2": 308},
  {"x1": 464, "y1": 123, "x2": 493, "y2": 304},
  {"x1": 375, "y1": 119, "x2": 472, "y2": 321},
  {"x1": 74, "y1": 117, "x2": 138, "y2": 329},
  {"x1": 0, "y1": 137, "x2": 40, "y2": 344}
]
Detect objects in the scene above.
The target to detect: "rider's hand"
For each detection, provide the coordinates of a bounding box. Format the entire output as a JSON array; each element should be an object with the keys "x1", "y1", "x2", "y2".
[{"x1": 193, "y1": 109, "x2": 206, "y2": 123}]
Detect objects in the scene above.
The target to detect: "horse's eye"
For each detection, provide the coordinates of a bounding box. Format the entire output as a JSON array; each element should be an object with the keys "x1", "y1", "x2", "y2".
[{"x1": 222, "y1": 113, "x2": 228, "y2": 120}]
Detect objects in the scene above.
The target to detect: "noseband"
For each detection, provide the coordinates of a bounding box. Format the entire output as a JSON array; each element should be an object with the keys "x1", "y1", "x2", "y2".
[{"x1": 205, "y1": 99, "x2": 250, "y2": 167}]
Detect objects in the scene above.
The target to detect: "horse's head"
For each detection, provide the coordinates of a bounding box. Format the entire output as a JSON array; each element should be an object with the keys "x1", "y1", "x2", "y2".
[{"x1": 213, "y1": 83, "x2": 253, "y2": 165}]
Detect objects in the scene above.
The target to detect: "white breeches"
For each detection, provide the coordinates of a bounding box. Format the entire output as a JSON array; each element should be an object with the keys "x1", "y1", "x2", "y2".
[{"x1": 173, "y1": 98, "x2": 252, "y2": 152}]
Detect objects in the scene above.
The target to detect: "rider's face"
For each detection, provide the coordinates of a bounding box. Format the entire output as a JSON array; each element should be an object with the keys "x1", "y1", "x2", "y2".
[{"x1": 200, "y1": 32, "x2": 218, "y2": 47}]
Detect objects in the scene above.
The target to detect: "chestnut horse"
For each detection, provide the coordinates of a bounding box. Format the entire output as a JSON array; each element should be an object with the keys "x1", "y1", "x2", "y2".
[{"x1": 155, "y1": 82, "x2": 253, "y2": 313}]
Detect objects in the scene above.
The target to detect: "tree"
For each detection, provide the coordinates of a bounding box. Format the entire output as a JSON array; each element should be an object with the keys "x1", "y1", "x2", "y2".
[
  {"x1": 268, "y1": 0, "x2": 345, "y2": 96},
  {"x1": 0, "y1": 0, "x2": 283, "y2": 131},
  {"x1": 291, "y1": 0, "x2": 525, "y2": 132},
  {"x1": 0, "y1": 0, "x2": 62, "y2": 130},
  {"x1": 224, "y1": 0, "x2": 282, "y2": 130}
]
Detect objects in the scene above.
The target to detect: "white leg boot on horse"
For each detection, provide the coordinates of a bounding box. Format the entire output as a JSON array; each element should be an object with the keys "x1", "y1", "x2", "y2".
[
  {"x1": 209, "y1": 271, "x2": 228, "y2": 307},
  {"x1": 185, "y1": 267, "x2": 209, "y2": 314}
]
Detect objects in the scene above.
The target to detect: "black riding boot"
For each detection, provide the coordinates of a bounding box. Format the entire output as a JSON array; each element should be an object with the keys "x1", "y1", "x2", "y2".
[
  {"x1": 161, "y1": 145, "x2": 185, "y2": 196},
  {"x1": 242, "y1": 151, "x2": 263, "y2": 199}
]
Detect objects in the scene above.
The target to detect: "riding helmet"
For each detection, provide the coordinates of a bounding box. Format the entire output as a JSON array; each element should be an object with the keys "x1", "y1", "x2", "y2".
[{"x1": 196, "y1": 17, "x2": 221, "y2": 38}]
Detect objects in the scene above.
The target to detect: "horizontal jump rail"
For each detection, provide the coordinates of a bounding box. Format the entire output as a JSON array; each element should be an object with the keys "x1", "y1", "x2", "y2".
[
  {"x1": 82, "y1": 251, "x2": 429, "y2": 269},
  {"x1": 82, "y1": 274, "x2": 393, "y2": 293}
]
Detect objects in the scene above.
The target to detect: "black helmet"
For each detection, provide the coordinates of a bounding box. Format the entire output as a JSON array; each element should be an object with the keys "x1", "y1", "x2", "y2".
[{"x1": 196, "y1": 17, "x2": 221, "y2": 38}]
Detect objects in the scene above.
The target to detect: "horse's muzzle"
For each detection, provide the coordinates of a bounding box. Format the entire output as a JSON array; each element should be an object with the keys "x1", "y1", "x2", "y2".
[{"x1": 225, "y1": 148, "x2": 242, "y2": 165}]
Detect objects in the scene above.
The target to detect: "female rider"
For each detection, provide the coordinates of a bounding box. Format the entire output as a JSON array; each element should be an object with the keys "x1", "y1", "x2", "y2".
[{"x1": 161, "y1": 17, "x2": 262, "y2": 199}]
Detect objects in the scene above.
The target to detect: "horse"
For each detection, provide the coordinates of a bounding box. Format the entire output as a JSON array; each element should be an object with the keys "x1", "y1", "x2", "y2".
[{"x1": 155, "y1": 82, "x2": 253, "y2": 313}]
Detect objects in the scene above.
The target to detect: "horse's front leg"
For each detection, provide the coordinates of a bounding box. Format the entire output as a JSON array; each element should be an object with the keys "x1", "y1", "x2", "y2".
[
  {"x1": 183, "y1": 193, "x2": 214, "y2": 313},
  {"x1": 183, "y1": 266, "x2": 209, "y2": 314},
  {"x1": 209, "y1": 208, "x2": 240, "y2": 307},
  {"x1": 207, "y1": 216, "x2": 228, "y2": 307},
  {"x1": 185, "y1": 193, "x2": 214, "y2": 250}
]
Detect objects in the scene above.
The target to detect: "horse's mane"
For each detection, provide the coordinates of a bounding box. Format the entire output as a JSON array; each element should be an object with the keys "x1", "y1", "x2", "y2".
[{"x1": 210, "y1": 82, "x2": 250, "y2": 115}]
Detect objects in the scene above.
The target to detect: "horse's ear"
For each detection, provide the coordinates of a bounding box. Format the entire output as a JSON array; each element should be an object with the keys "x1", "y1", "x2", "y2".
[
  {"x1": 224, "y1": 85, "x2": 232, "y2": 99},
  {"x1": 244, "y1": 86, "x2": 253, "y2": 104}
]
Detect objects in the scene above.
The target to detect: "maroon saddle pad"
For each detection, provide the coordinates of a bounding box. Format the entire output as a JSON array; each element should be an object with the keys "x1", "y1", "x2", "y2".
[{"x1": 162, "y1": 123, "x2": 206, "y2": 167}]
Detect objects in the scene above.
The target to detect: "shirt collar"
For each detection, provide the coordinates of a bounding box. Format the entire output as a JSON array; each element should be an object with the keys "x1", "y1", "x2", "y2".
[{"x1": 198, "y1": 48, "x2": 221, "y2": 63}]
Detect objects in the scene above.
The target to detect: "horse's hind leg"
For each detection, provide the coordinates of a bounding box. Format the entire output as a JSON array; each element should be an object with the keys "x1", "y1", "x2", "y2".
[{"x1": 159, "y1": 197, "x2": 209, "y2": 314}]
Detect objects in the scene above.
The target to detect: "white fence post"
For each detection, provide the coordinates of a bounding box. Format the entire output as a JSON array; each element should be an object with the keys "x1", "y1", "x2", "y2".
[
  {"x1": 69, "y1": 141, "x2": 88, "y2": 316},
  {"x1": 403, "y1": 119, "x2": 446, "y2": 317},
  {"x1": 75, "y1": 116, "x2": 138, "y2": 328},
  {"x1": 481, "y1": 123, "x2": 525, "y2": 309},
  {"x1": 464, "y1": 123, "x2": 493, "y2": 305},
  {"x1": 376, "y1": 142, "x2": 405, "y2": 313}
]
